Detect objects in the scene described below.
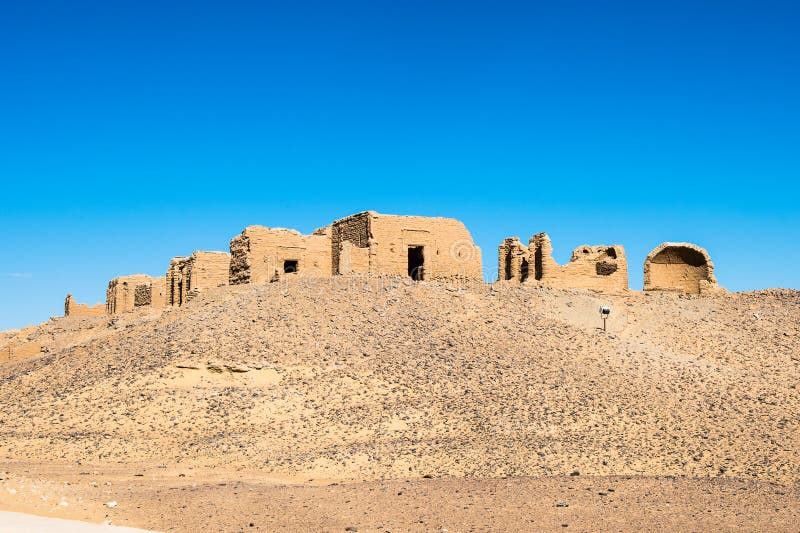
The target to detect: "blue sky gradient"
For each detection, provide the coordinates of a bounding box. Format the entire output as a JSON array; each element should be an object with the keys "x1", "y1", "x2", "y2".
[{"x1": 1, "y1": 1, "x2": 798, "y2": 329}]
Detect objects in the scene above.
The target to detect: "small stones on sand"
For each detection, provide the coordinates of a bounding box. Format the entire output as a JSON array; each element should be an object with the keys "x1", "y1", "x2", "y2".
[
  {"x1": 555, "y1": 502, "x2": 569, "y2": 508},
  {"x1": 225, "y1": 363, "x2": 251, "y2": 373},
  {"x1": 105, "y1": 500, "x2": 118, "y2": 508}
]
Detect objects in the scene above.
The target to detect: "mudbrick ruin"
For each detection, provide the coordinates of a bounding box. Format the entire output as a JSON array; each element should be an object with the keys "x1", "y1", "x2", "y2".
[
  {"x1": 229, "y1": 226, "x2": 331, "y2": 284},
  {"x1": 55, "y1": 211, "x2": 723, "y2": 320},
  {"x1": 643, "y1": 242, "x2": 724, "y2": 295},
  {"x1": 63, "y1": 294, "x2": 104, "y2": 317},
  {"x1": 105, "y1": 274, "x2": 166, "y2": 315},
  {"x1": 167, "y1": 251, "x2": 231, "y2": 306},
  {"x1": 498, "y1": 232, "x2": 628, "y2": 292}
]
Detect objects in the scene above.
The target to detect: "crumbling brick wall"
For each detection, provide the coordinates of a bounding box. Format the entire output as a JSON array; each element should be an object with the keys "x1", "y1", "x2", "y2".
[
  {"x1": 64, "y1": 294, "x2": 105, "y2": 317},
  {"x1": 229, "y1": 226, "x2": 331, "y2": 284},
  {"x1": 643, "y1": 242, "x2": 723, "y2": 295},
  {"x1": 331, "y1": 211, "x2": 482, "y2": 281},
  {"x1": 498, "y1": 232, "x2": 628, "y2": 292},
  {"x1": 106, "y1": 274, "x2": 165, "y2": 315},
  {"x1": 166, "y1": 251, "x2": 230, "y2": 305},
  {"x1": 497, "y1": 237, "x2": 530, "y2": 282},
  {"x1": 166, "y1": 257, "x2": 187, "y2": 307}
]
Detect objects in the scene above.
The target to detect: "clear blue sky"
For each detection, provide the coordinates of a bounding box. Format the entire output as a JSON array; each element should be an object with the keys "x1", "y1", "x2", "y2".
[{"x1": 1, "y1": 1, "x2": 798, "y2": 329}]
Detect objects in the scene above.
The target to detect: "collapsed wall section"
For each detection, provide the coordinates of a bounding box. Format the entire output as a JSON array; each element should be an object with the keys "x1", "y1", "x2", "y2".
[
  {"x1": 331, "y1": 212, "x2": 372, "y2": 276},
  {"x1": 643, "y1": 242, "x2": 723, "y2": 294},
  {"x1": 106, "y1": 274, "x2": 165, "y2": 315},
  {"x1": 332, "y1": 211, "x2": 483, "y2": 281},
  {"x1": 229, "y1": 226, "x2": 331, "y2": 284},
  {"x1": 166, "y1": 251, "x2": 230, "y2": 305},
  {"x1": 497, "y1": 232, "x2": 628, "y2": 292},
  {"x1": 64, "y1": 294, "x2": 105, "y2": 317},
  {"x1": 529, "y1": 233, "x2": 628, "y2": 292}
]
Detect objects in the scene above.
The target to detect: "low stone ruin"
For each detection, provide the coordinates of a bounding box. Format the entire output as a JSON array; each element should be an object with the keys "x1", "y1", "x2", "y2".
[
  {"x1": 166, "y1": 251, "x2": 231, "y2": 306},
  {"x1": 643, "y1": 242, "x2": 723, "y2": 295},
  {"x1": 64, "y1": 294, "x2": 105, "y2": 317},
  {"x1": 1, "y1": 341, "x2": 43, "y2": 363},
  {"x1": 498, "y1": 232, "x2": 628, "y2": 292},
  {"x1": 106, "y1": 275, "x2": 166, "y2": 315}
]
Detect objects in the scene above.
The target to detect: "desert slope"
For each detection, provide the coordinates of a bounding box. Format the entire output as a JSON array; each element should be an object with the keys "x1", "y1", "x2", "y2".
[{"x1": 1, "y1": 278, "x2": 798, "y2": 487}]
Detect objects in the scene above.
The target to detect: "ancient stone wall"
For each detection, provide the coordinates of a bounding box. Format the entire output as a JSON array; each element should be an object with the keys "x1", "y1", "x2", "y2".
[
  {"x1": 229, "y1": 226, "x2": 331, "y2": 284},
  {"x1": 643, "y1": 242, "x2": 723, "y2": 295},
  {"x1": 64, "y1": 294, "x2": 105, "y2": 317},
  {"x1": 498, "y1": 233, "x2": 628, "y2": 292},
  {"x1": 1, "y1": 341, "x2": 43, "y2": 363},
  {"x1": 166, "y1": 257, "x2": 187, "y2": 307},
  {"x1": 166, "y1": 251, "x2": 230, "y2": 305},
  {"x1": 498, "y1": 237, "x2": 530, "y2": 282},
  {"x1": 106, "y1": 274, "x2": 164, "y2": 315},
  {"x1": 332, "y1": 211, "x2": 482, "y2": 281}
]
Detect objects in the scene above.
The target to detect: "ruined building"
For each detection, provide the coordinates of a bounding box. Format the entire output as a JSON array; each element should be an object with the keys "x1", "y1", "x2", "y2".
[
  {"x1": 106, "y1": 275, "x2": 166, "y2": 315},
  {"x1": 498, "y1": 232, "x2": 628, "y2": 292},
  {"x1": 643, "y1": 242, "x2": 723, "y2": 295},
  {"x1": 64, "y1": 294, "x2": 105, "y2": 317},
  {"x1": 229, "y1": 226, "x2": 331, "y2": 284},
  {"x1": 331, "y1": 211, "x2": 482, "y2": 281},
  {"x1": 56, "y1": 213, "x2": 729, "y2": 322},
  {"x1": 166, "y1": 251, "x2": 230, "y2": 306}
]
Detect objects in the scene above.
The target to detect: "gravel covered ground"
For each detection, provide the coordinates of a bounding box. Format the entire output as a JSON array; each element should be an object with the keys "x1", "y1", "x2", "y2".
[{"x1": 1, "y1": 277, "x2": 798, "y2": 530}]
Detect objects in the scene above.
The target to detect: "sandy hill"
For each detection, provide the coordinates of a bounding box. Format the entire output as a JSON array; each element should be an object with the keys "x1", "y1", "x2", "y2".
[{"x1": 1, "y1": 278, "x2": 798, "y2": 488}]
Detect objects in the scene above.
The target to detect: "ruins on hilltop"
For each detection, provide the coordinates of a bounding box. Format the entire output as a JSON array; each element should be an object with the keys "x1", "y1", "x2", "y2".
[
  {"x1": 53, "y1": 211, "x2": 724, "y2": 323},
  {"x1": 229, "y1": 226, "x2": 331, "y2": 284},
  {"x1": 106, "y1": 274, "x2": 166, "y2": 315},
  {"x1": 64, "y1": 294, "x2": 105, "y2": 317},
  {"x1": 331, "y1": 211, "x2": 482, "y2": 281},
  {"x1": 643, "y1": 242, "x2": 723, "y2": 295},
  {"x1": 166, "y1": 251, "x2": 231, "y2": 306},
  {"x1": 498, "y1": 232, "x2": 628, "y2": 292}
]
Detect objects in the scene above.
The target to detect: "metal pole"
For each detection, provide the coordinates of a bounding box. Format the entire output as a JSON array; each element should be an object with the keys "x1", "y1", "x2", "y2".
[{"x1": 603, "y1": 317, "x2": 607, "y2": 332}]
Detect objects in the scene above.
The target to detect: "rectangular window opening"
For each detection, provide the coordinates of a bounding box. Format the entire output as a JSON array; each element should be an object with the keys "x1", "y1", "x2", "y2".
[{"x1": 283, "y1": 260, "x2": 299, "y2": 274}]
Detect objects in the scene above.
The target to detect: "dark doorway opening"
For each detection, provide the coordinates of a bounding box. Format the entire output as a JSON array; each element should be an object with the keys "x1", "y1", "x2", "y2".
[
  {"x1": 534, "y1": 246, "x2": 543, "y2": 280},
  {"x1": 283, "y1": 260, "x2": 299, "y2": 274},
  {"x1": 504, "y1": 252, "x2": 513, "y2": 280},
  {"x1": 408, "y1": 246, "x2": 425, "y2": 281},
  {"x1": 520, "y1": 258, "x2": 529, "y2": 282}
]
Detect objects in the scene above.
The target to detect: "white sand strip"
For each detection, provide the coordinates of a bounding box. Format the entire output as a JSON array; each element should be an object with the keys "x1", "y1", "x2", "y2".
[{"x1": 0, "y1": 511, "x2": 158, "y2": 532}]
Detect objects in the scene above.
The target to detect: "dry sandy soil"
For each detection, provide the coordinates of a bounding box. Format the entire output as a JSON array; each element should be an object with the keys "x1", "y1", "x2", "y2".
[{"x1": 1, "y1": 277, "x2": 798, "y2": 531}]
